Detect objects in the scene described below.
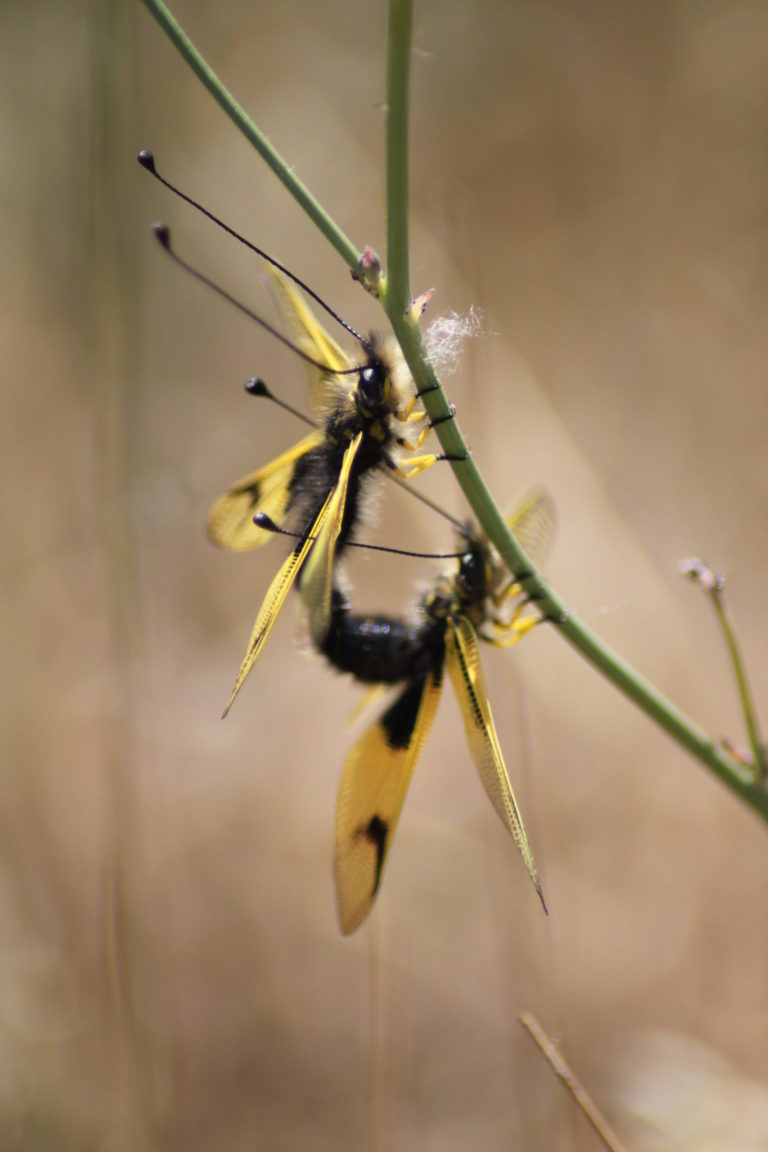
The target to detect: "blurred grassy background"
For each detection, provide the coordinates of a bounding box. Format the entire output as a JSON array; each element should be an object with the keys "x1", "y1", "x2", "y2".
[{"x1": 4, "y1": 1, "x2": 768, "y2": 1148}]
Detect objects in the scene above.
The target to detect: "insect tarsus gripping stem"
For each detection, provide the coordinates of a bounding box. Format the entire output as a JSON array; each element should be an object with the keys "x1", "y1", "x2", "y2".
[
  {"x1": 415, "y1": 382, "x2": 440, "y2": 398},
  {"x1": 429, "y1": 409, "x2": 455, "y2": 430}
]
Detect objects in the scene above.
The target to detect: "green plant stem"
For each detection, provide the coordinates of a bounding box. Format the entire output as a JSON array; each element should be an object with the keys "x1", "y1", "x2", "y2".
[
  {"x1": 710, "y1": 590, "x2": 766, "y2": 780},
  {"x1": 139, "y1": 0, "x2": 361, "y2": 273},
  {"x1": 381, "y1": 0, "x2": 768, "y2": 825},
  {"x1": 140, "y1": 0, "x2": 768, "y2": 828},
  {"x1": 385, "y1": 320, "x2": 768, "y2": 822},
  {"x1": 384, "y1": 0, "x2": 412, "y2": 317}
]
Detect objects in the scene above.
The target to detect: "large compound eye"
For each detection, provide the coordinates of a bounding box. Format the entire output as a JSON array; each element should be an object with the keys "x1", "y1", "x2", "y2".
[
  {"x1": 358, "y1": 361, "x2": 385, "y2": 406},
  {"x1": 458, "y1": 550, "x2": 484, "y2": 598}
]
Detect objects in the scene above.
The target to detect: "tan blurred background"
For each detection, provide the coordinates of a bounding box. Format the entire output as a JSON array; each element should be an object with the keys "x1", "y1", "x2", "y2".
[{"x1": 3, "y1": 1, "x2": 768, "y2": 1148}]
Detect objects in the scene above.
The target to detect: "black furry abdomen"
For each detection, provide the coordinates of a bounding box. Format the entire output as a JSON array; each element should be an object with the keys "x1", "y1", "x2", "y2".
[
  {"x1": 286, "y1": 425, "x2": 392, "y2": 556},
  {"x1": 320, "y1": 595, "x2": 445, "y2": 684}
]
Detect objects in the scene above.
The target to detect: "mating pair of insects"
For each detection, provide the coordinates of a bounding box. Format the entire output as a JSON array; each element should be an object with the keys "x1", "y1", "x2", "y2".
[{"x1": 141, "y1": 151, "x2": 554, "y2": 934}]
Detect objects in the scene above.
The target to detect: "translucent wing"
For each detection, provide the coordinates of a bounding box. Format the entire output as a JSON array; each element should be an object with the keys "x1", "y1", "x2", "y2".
[
  {"x1": 444, "y1": 614, "x2": 545, "y2": 909},
  {"x1": 300, "y1": 432, "x2": 363, "y2": 648},
  {"x1": 505, "y1": 489, "x2": 556, "y2": 570},
  {"x1": 346, "y1": 683, "x2": 388, "y2": 726},
  {"x1": 222, "y1": 489, "x2": 335, "y2": 716},
  {"x1": 335, "y1": 669, "x2": 443, "y2": 935},
  {"x1": 207, "y1": 430, "x2": 324, "y2": 552},
  {"x1": 269, "y1": 269, "x2": 353, "y2": 411}
]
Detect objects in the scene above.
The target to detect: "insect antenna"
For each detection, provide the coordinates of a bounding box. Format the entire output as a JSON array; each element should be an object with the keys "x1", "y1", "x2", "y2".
[
  {"x1": 138, "y1": 149, "x2": 363, "y2": 344},
  {"x1": 253, "y1": 514, "x2": 466, "y2": 561},
  {"x1": 151, "y1": 224, "x2": 359, "y2": 375},
  {"x1": 387, "y1": 473, "x2": 465, "y2": 530},
  {"x1": 244, "y1": 377, "x2": 316, "y2": 428}
]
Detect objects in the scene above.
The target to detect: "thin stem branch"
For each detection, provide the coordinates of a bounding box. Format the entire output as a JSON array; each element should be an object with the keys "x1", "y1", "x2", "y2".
[
  {"x1": 139, "y1": 0, "x2": 361, "y2": 273},
  {"x1": 681, "y1": 559, "x2": 766, "y2": 781},
  {"x1": 389, "y1": 315, "x2": 768, "y2": 822},
  {"x1": 520, "y1": 1013, "x2": 630, "y2": 1152},
  {"x1": 710, "y1": 592, "x2": 766, "y2": 779},
  {"x1": 381, "y1": 0, "x2": 768, "y2": 827}
]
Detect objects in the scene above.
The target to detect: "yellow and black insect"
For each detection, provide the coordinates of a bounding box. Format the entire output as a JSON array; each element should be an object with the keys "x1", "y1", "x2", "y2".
[
  {"x1": 317, "y1": 492, "x2": 554, "y2": 934},
  {"x1": 207, "y1": 271, "x2": 459, "y2": 714},
  {"x1": 138, "y1": 150, "x2": 461, "y2": 713}
]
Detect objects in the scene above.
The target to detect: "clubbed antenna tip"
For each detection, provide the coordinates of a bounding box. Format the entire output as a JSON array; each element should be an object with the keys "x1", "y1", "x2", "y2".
[
  {"x1": 253, "y1": 512, "x2": 281, "y2": 533},
  {"x1": 245, "y1": 377, "x2": 271, "y2": 398},
  {"x1": 152, "y1": 222, "x2": 171, "y2": 250},
  {"x1": 137, "y1": 148, "x2": 157, "y2": 174}
]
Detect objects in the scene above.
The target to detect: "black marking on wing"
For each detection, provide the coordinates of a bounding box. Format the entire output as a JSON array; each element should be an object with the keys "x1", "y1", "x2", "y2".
[
  {"x1": 380, "y1": 658, "x2": 444, "y2": 750},
  {"x1": 379, "y1": 677, "x2": 425, "y2": 750},
  {"x1": 238, "y1": 477, "x2": 261, "y2": 504},
  {"x1": 362, "y1": 815, "x2": 388, "y2": 895}
]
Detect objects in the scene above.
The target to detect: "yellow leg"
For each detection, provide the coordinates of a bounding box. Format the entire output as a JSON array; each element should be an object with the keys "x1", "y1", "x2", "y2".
[
  {"x1": 409, "y1": 425, "x2": 430, "y2": 449},
  {"x1": 398, "y1": 453, "x2": 440, "y2": 478},
  {"x1": 399, "y1": 396, "x2": 427, "y2": 421},
  {"x1": 488, "y1": 615, "x2": 540, "y2": 647},
  {"x1": 491, "y1": 581, "x2": 523, "y2": 609},
  {"x1": 489, "y1": 593, "x2": 543, "y2": 643},
  {"x1": 396, "y1": 424, "x2": 430, "y2": 452}
]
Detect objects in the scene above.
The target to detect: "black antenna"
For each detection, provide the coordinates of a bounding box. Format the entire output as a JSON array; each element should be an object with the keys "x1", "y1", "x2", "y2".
[
  {"x1": 151, "y1": 224, "x2": 359, "y2": 376},
  {"x1": 138, "y1": 149, "x2": 364, "y2": 344},
  {"x1": 244, "y1": 377, "x2": 316, "y2": 429},
  {"x1": 253, "y1": 513, "x2": 467, "y2": 561},
  {"x1": 387, "y1": 472, "x2": 465, "y2": 531},
  {"x1": 246, "y1": 377, "x2": 466, "y2": 531}
]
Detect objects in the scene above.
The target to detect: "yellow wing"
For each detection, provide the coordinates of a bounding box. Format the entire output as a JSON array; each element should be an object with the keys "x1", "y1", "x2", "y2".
[
  {"x1": 300, "y1": 432, "x2": 364, "y2": 648},
  {"x1": 335, "y1": 669, "x2": 443, "y2": 935},
  {"x1": 222, "y1": 490, "x2": 335, "y2": 716},
  {"x1": 207, "y1": 430, "x2": 324, "y2": 552},
  {"x1": 269, "y1": 269, "x2": 353, "y2": 411},
  {"x1": 444, "y1": 614, "x2": 545, "y2": 910},
  {"x1": 505, "y1": 489, "x2": 556, "y2": 570}
]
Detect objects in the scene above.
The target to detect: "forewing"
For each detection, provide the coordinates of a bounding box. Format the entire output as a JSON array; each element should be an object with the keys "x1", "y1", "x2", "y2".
[
  {"x1": 444, "y1": 615, "x2": 545, "y2": 908},
  {"x1": 334, "y1": 669, "x2": 443, "y2": 935},
  {"x1": 300, "y1": 432, "x2": 363, "y2": 648},
  {"x1": 207, "y1": 431, "x2": 324, "y2": 551},
  {"x1": 505, "y1": 489, "x2": 556, "y2": 570},
  {"x1": 269, "y1": 269, "x2": 352, "y2": 411},
  {"x1": 222, "y1": 490, "x2": 335, "y2": 716}
]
